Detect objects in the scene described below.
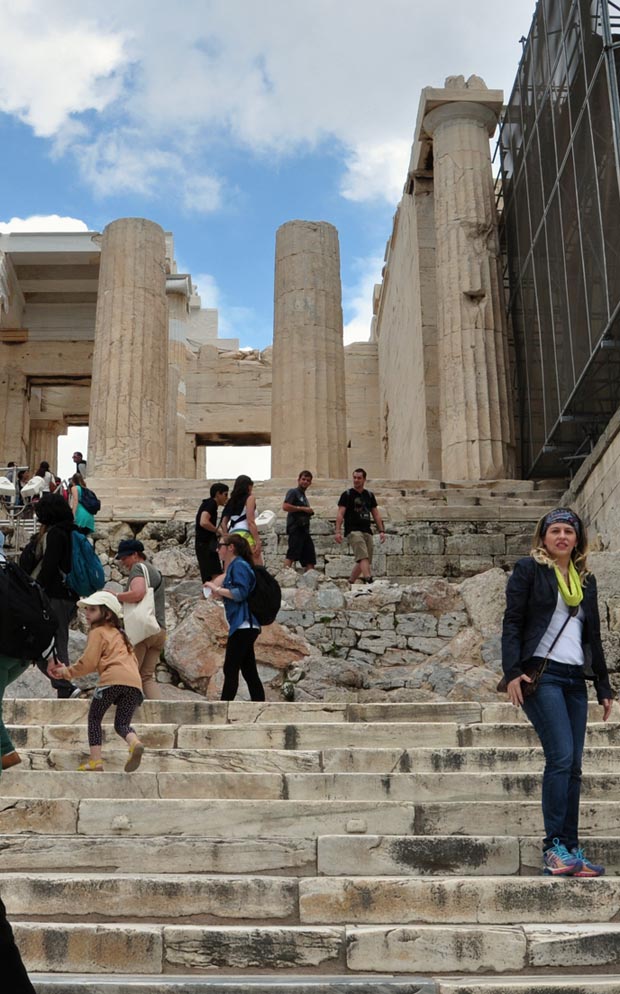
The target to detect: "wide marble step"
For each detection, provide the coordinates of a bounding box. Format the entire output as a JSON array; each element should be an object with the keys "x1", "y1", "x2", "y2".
[
  {"x1": 15, "y1": 744, "x2": 620, "y2": 774},
  {"x1": 6, "y1": 873, "x2": 620, "y2": 925},
  {"x1": 31, "y1": 978, "x2": 435, "y2": 994},
  {"x1": 2, "y1": 769, "x2": 620, "y2": 802},
  {"x1": 14, "y1": 922, "x2": 620, "y2": 974}
]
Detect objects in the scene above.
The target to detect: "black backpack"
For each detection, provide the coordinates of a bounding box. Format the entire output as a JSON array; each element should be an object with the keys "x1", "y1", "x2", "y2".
[
  {"x1": 79, "y1": 487, "x2": 101, "y2": 514},
  {"x1": 0, "y1": 560, "x2": 58, "y2": 660},
  {"x1": 248, "y1": 566, "x2": 282, "y2": 626}
]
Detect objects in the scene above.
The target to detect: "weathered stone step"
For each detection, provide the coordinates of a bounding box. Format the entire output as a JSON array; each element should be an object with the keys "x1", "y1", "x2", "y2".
[
  {"x1": 6, "y1": 796, "x2": 620, "y2": 838},
  {"x1": 3, "y1": 769, "x2": 620, "y2": 802},
  {"x1": 318, "y1": 835, "x2": 620, "y2": 877},
  {"x1": 0, "y1": 834, "x2": 317, "y2": 875},
  {"x1": 437, "y1": 978, "x2": 620, "y2": 994},
  {"x1": 15, "y1": 921, "x2": 620, "y2": 974},
  {"x1": 12, "y1": 719, "x2": 620, "y2": 751},
  {"x1": 0, "y1": 797, "x2": 418, "y2": 837},
  {"x1": 32, "y1": 977, "x2": 435, "y2": 994},
  {"x1": 18, "y1": 744, "x2": 620, "y2": 775},
  {"x1": 6, "y1": 873, "x2": 620, "y2": 926},
  {"x1": 3, "y1": 699, "x2": 491, "y2": 725}
]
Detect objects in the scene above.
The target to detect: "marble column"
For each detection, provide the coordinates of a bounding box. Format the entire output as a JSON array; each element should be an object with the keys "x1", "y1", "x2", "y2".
[
  {"x1": 423, "y1": 85, "x2": 515, "y2": 479},
  {"x1": 29, "y1": 420, "x2": 63, "y2": 476},
  {"x1": 0, "y1": 364, "x2": 29, "y2": 466},
  {"x1": 271, "y1": 220, "x2": 348, "y2": 478},
  {"x1": 89, "y1": 218, "x2": 168, "y2": 478}
]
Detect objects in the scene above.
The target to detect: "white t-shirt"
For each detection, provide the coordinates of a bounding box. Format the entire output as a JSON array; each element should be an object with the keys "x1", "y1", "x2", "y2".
[{"x1": 534, "y1": 593, "x2": 585, "y2": 667}]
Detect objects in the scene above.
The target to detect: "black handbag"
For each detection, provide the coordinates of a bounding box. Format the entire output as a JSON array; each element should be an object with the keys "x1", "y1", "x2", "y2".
[{"x1": 497, "y1": 605, "x2": 579, "y2": 697}]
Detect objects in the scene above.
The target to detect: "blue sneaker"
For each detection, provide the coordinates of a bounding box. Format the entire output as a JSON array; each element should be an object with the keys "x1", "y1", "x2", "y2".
[
  {"x1": 543, "y1": 839, "x2": 583, "y2": 875},
  {"x1": 571, "y1": 847, "x2": 605, "y2": 877}
]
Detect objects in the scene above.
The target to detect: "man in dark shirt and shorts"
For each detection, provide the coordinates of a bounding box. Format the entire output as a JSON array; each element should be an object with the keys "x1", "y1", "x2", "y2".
[
  {"x1": 283, "y1": 471, "x2": 316, "y2": 571},
  {"x1": 335, "y1": 468, "x2": 385, "y2": 584},
  {"x1": 195, "y1": 483, "x2": 229, "y2": 581}
]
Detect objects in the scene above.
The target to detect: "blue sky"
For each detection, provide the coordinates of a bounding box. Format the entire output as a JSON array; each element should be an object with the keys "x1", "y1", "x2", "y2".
[{"x1": 0, "y1": 0, "x2": 537, "y2": 478}]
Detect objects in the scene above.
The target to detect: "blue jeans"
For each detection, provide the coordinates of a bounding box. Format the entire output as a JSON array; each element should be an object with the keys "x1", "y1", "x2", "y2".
[{"x1": 522, "y1": 660, "x2": 588, "y2": 852}]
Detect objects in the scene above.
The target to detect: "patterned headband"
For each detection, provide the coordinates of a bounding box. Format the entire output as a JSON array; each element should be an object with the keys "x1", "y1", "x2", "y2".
[{"x1": 541, "y1": 508, "x2": 581, "y2": 538}]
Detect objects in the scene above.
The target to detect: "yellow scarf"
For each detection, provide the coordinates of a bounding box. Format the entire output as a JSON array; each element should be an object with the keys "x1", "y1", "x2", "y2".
[{"x1": 554, "y1": 559, "x2": 583, "y2": 607}]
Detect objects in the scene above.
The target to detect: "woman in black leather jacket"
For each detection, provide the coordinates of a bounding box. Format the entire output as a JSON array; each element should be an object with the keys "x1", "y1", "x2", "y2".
[{"x1": 501, "y1": 507, "x2": 613, "y2": 877}]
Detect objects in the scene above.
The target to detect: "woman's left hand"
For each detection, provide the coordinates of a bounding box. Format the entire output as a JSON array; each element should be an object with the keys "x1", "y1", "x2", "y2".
[{"x1": 601, "y1": 698, "x2": 613, "y2": 722}]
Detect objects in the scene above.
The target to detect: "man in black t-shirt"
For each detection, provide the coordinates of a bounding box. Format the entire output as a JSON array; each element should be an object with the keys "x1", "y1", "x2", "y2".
[
  {"x1": 283, "y1": 470, "x2": 316, "y2": 571},
  {"x1": 195, "y1": 482, "x2": 229, "y2": 581},
  {"x1": 335, "y1": 468, "x2": 385, "y2": 584}
]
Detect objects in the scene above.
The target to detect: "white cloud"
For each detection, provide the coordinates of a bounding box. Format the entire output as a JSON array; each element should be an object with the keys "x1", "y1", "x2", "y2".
[
  {"x1": 343, "y1": 255, "x2": 384, "y2": 346},
  {"x1": 192, "y1": 273, "x2": 220, "y2": 308},
  {"x1": 0, "y1": 4, "x2": 126, "y2": 136},
  {"x1": 0, "y1": 0, "x2": 536, "y2": 206},
  {"x1": 340, "y1": 140, "x2": 411, "y2": 204},
  {"x1": 0, "y1": 214, "x2": 89, "y2": 232}
]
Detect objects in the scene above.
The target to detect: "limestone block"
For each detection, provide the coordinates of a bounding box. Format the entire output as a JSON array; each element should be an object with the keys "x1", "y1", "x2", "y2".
[
  {"x1": 0, "y1": 797, "x2": 77, "y2": 834},
  {"x1": 414, "y1": 800, "x2": 620, "y2": 836},
  {"x1": 403, "y1": 533, "x2": 445, "y2": 554},
  {"x1": 283, "y1": 773, "x2": 421, "y2": 802},
  {"x1": 346, "y1": 924, "x2": 527, "y2": 972},
  {"x1": 358, "y1": 632, "x2": 406, "y2": 654},
  {"x1": 396, "y1": 580, "x2": 463, "y2": 615},
  {"x1": 16, "y1": 922, "x2": 163, "y2": 973},
  {"x1": 438, "y1": 611, "x2": 468, "y2": 637},
  {"x1": 227, "y1": 702, "x2": 347, "y2": 724},
  {"x1": 446, "y1": 534, "x2": 505, "y2": 555},
  {"x1": 4, "y1": 872, "x2": 298, "y2": 921},
  {"x1": 317, "y1": 835, "x2": 518, "y2": 876},
  {"x1": 155, "y1": 772, "x2": 285, "y2": 800},
  {"x1": 344, "y1": 584, "x2": 403, "y2": 610},
  {"x1": 5, "y1": 725, "x2": 44, "y2": 747},
  {"x1": 396, "y1": 613, "x2": 438, "y2": 637},
  {"x1": 317, "y1": 586, "x2": 346, "y2": 610},
  {"x1": 176, "y1": 721, "x2": 459, "y2": 750},
  {"x1": 459, "y1": 567, "x2": 507, "y2": 635},
  {"x1": 524, "y1": 923, "x2": 620, "y2": 968},
  {"x1": 321, "y1": 747, "x2": 408, "y2": 773},
  {"x1": 346, "y1": 702, "x2": 481, "y2": 723},
  {"x1": 164, "y1": 924, "x2": 344, "y2": 970},
  {"x1": 0, "y1": 835, "x2": 316, "y2": 875},
  {"x1": 152, "y1": 546, "x2": 199, "y2": 579},
  {"x1": 76, "y1": 798, "x2": 418, "y2": 838},
  {"x1": 0, "y1": 771, "x2": 159, "y2": 800}
]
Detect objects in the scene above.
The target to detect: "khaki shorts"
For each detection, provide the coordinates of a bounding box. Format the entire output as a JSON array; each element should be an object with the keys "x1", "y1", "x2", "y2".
[{"x1": 348, "y1": 530, "x2": 373, "y2": 563}]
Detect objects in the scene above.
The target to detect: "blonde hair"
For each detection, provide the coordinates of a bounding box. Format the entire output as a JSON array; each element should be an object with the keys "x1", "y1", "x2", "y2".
[{"x1": 530, "y1": 508, "x2": 590, "y2": 579}]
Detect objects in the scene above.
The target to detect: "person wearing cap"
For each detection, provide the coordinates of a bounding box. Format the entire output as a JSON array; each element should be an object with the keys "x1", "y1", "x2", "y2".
[
  {"x1": 114, "y1": 539, "x2": 166, "y2": 699},
  {"x1": 501, "y1": 507, "x2": 614, "y2": 878},
  {"x1": 49, "y1": 591, "x2": 145, "y2": 773}
]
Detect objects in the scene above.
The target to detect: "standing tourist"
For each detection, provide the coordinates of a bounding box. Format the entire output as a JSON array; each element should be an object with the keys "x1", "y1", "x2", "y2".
[
  {"x1": 195, "y1": 482, "x2": 229, "y2": 582},
  {"x1": 50, "y1": 591, "x2": 145, "y2": 773},
  {"x1": 69, "y1": 472, "x2": 95, "y2": 534},
  {"x1": 19, "y1": 494, "x2": 80, "y2": 699},
  {"x1": 33, "y1": 460, "x2": 57, "y2": 493},
  {"x1": 221, "y1": 474, "x2": 262, "y2": 565},
  {"x1": 72, "y1": 451, "x2": 87, "y2": 476},
  {"x1": 501, "y1": 507, "x2": 613, "y2": 877},
  {"x1": 334, "y1": 468, "x2": 385, "y2": 584},
  {"x1": 204, "y1": 534, "x2": 265, "y2": 702},
  {"x1": 282, "y1": 470, "x2": 316, "y2": 571},
  {"x1": 0, "y1": 531, "x2": 28, "y2": 770},
  {"x1": 115, "y1": 539, "x2": 166, "y2": 699}
]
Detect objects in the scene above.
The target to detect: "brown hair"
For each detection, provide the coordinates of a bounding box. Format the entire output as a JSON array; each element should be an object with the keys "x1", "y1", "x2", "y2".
[
  {"x1": 72, "y1": 472, "x2": 87, "y2": 487},
  {"x1": 89, "y1": 606, "x2": 134, "y2": 652},
  {"x1": 531, "y1": 507, "x2": 590, "y2": 579},
  {"x1": 220, "y1": 533, "x2": 254, "y2": 565}
]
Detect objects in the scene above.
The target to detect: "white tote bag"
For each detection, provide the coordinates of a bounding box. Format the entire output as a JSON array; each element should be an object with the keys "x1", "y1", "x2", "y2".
[{"x1": 123, "y1": 563, "x2": 161, "y2": 645}]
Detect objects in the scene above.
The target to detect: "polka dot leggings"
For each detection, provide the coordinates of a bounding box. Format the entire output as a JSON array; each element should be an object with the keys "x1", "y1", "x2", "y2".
[{"x1": 87, "y1": 685, "x2": 144, "y2": 747}]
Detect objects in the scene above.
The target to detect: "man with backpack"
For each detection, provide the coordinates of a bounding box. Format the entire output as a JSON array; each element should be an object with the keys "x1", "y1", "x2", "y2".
[{"x1": 334, "y1": 468, "x2": 386, "y2": 585}]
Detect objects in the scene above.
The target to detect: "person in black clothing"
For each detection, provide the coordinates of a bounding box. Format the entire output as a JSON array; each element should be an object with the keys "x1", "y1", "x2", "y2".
[
  {"x1": 335, "y1": 468, "x2": 385, "y2": 584},
  {"x1": 195, "y1": 483, "x2": 229, "y2": 582},
  {"x1": 0, "y1": 895, "x2": 36, "y2": 993},
  {"x1": 283, "y1": 470, "x2": 316, "y2": 571},
  {"x1": 20, "y1": 494, "x2": 79, "y2": 699}
]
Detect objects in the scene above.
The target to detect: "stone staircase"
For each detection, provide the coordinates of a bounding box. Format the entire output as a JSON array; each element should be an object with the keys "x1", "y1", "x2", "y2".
[{"x1": 2, "y1": 698, "x2": 620, "y2": 993}]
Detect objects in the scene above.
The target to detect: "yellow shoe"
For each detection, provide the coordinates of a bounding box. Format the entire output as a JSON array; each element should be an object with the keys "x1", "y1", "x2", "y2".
[
  {"x1": 124, "y1": 741, "x2": 145, "y2": 773},
  {"x1": 77, "y1": 759, "x2": 104, "y2": 772}
]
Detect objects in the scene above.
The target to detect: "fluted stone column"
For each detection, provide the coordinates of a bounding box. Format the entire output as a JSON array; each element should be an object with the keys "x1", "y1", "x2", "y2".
[
  {"x1": 0, "y1": 364, "x2": 29, "y2": 465},
  {"x1": 29, "y1": 420, "x2": 64, "y2": 475},
  {"x1": 423, "y1": 84, "x2": 515, "y2": 479},
  {"x1": 89, "y1": 218, "x2": 168, "y2": 477},
  {"x1": 271, "y1": 221, "x2": 347, "y2": 478}
]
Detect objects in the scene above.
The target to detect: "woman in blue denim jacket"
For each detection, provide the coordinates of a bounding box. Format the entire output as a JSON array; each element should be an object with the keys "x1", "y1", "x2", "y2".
[
  {"x1": 501, "y1": 508, "x2": 613, "y2": 878},
  {"x1": 204, "y1": 533, "x2": 265, "y2": 701}
]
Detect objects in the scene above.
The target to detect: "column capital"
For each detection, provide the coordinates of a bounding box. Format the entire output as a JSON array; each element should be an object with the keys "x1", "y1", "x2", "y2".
[{"x1": 423, "y1": 100, "x2": 499, "y2": 138}]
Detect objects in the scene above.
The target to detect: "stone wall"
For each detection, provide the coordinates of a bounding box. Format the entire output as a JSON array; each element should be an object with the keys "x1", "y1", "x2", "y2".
[
  {"x1": 564, "y1": 405, "x2": 620, "y2": 550},
  {"x1": 343, "y1": 341, "x2": 382, "y2": 477}
]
